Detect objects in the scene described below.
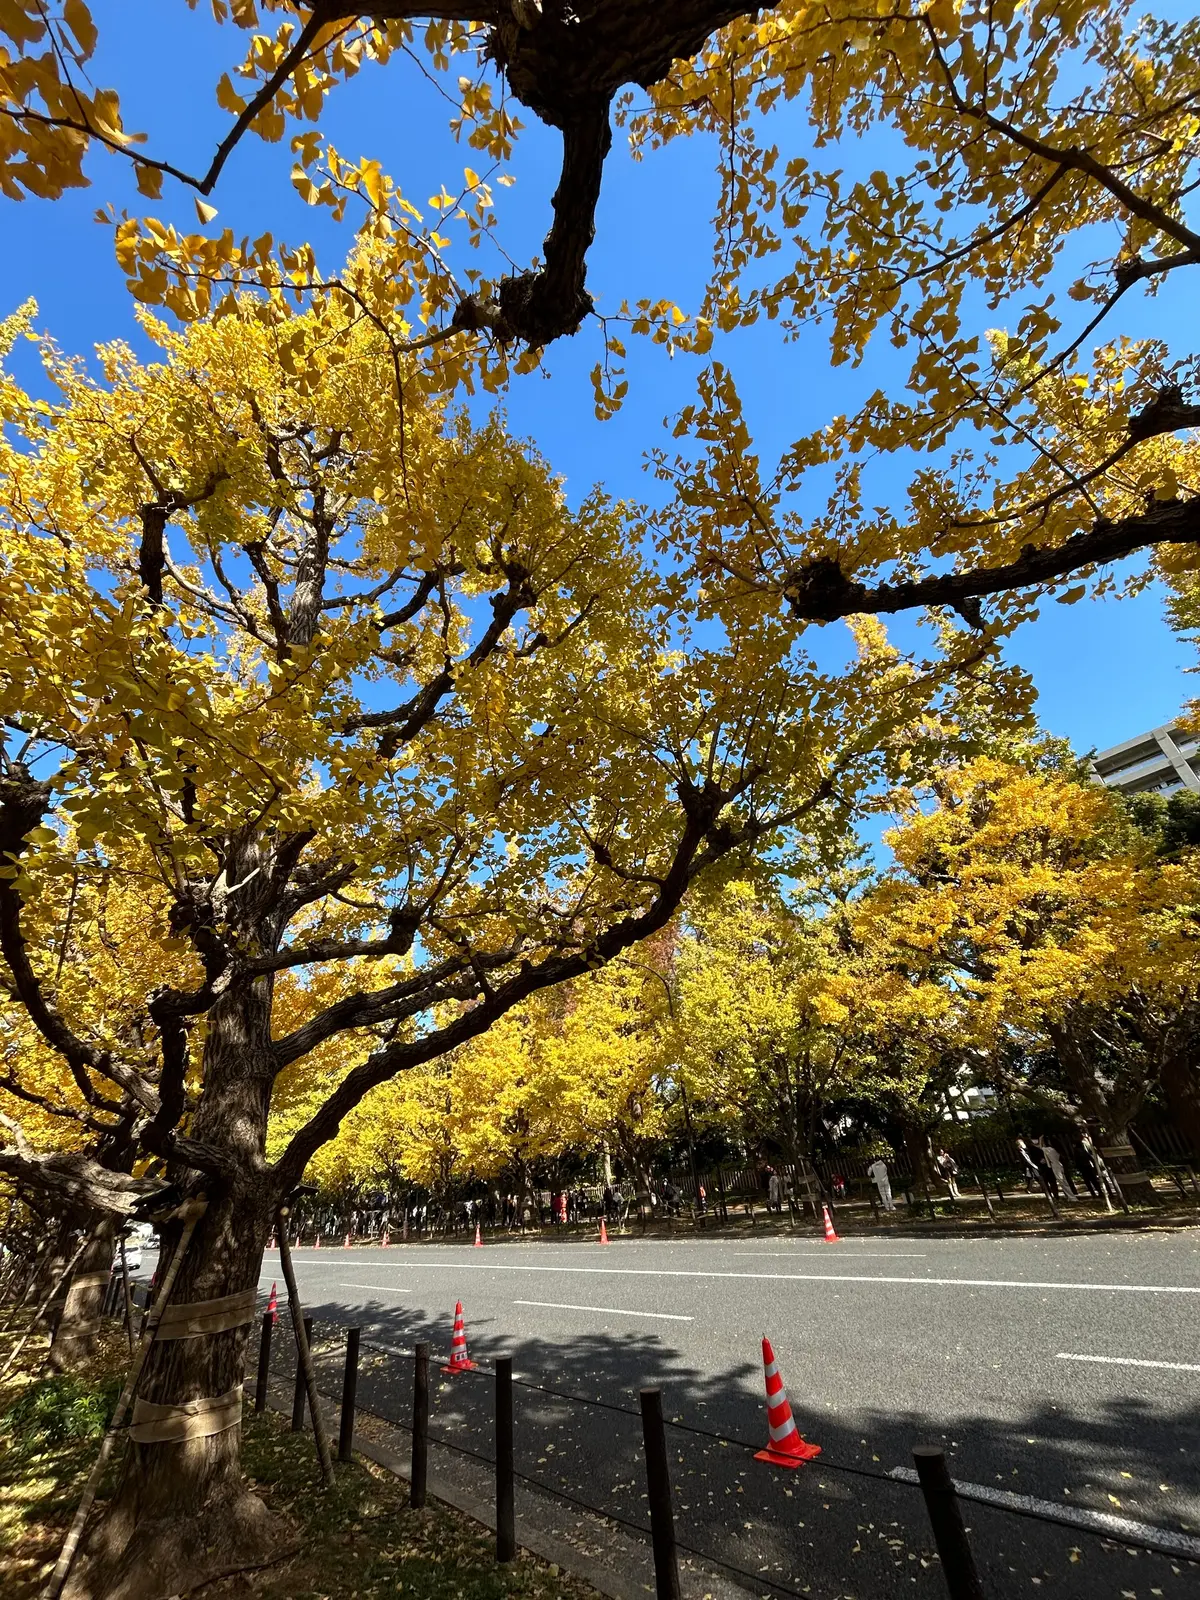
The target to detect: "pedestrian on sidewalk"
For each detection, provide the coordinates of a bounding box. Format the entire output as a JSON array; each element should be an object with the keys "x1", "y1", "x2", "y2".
[
  {"x1": 1073, "y1": 1137, "x2": 1103, "y2": 1198},
  {"x1": 935, "y1": 1147, "x2": 961, "y2": 1199},
  {"x1": 1040, "y1": 1137, "x2": 1076, "y2": 1200},
  {"x1": 1015, "y1": 1137, "x2": 1042, "y2": 1192},
  {"x1": 767, "y1": 1167, "x2": 782, "y2": 1214},
  {"x1": 867, "y1": 1156, "x2": 895, "y2": 1212},
  {"x1": 1026, "y1": 1137, "x2": 1058, "y2": 1196}
]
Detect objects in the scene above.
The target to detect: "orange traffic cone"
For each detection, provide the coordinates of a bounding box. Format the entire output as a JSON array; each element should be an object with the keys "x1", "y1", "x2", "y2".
[
  {"x1": 266, "y1": 1282, "x2": 279, "y2": 1324},
  {"x1": 315, "y1": 1234, "x2": 321, "y2": 1249},
  {"x1": 599, "y1": 1218, "x2": 610, "y2": 1246},
  {"x1": 344, "y1": 1232, "x2": 351, "y2": 1248},
  {"x1": 474, "y1": 1222, "x2": 483, "y2": 1247},
  {"x1": 382, "y1": 1229, "x2": 390, "y2": 1247},
  {"x1": 442, "y1": 1301, "x2": 477, "y2": 1373},
  {"x1": 821, "y1": 1205, "x2": 839, "y2": 1243},
  {"x1": 754, "y1": 1336, "x2": 820, "y2": 1467}
]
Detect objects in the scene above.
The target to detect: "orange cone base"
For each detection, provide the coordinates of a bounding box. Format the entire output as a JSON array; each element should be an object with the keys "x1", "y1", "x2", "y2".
[
  {"x1": 441, "y1": 1357, "x2": 478, "y2": 1374},
  {"x1": 754, "y1": 1441, "x2": 821, "y2": 1467}
]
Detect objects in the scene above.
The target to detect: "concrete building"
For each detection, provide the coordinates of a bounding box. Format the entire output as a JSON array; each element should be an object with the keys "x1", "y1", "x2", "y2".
[{"x1": 1090, "y1": 722, "x2": 1200, "y2": 796}]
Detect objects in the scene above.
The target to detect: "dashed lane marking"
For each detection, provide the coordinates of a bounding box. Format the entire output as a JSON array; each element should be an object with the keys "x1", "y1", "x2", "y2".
[
  {"x1": 512, "y1": 1299, "x2": 693, "y2": 1322},
  {"x1": 1056, "y1": 1352, "x2": 1200, "y2": 1372}
]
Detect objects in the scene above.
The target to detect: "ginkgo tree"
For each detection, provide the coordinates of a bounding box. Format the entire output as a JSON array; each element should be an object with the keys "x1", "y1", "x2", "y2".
[
  {"x1": 670, "y1": 879, "x2": 869, "y2": 1166},
  {"x1": 0, "y1": 281, "x2": 1003, "y2": 1593},
  {"x1": 307, "y1": 954, "x2": 674, "y2": 1205},
  {"x1": 1, "y1": 1, "x2": 1197, "y2": 621},
  {"x1": 865, "y1": 756, "x2": 1200, "y2": 1198},
  {"x1": 0, "y1": 850, "x2": 191, "y2": 1366}
]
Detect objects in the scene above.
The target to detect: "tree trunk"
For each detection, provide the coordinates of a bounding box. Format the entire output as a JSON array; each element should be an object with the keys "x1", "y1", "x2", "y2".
[
  {"x1": 33, "y1": 1217, "x2": 76, "y2": 1304},
  {"x1": 46, "y1": 1212, "x2": 116, "y2": 1371},
  {"x1": 1048, "y1": 1020, "x2": 1157, "y2": 1205},
  {"x1": 66, "y1": 979, "x2": 286, "y2": 1600},
  {"x1": 1160, "y1": 1050, "x2": 1200, "y2": 1164},
  {"x1": 900, "y1": 1123, "x2": 936, "y2": 1197}
]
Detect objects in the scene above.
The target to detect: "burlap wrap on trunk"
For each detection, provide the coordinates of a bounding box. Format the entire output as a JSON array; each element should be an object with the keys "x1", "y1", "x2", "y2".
[
  {"x1": 154, "y1": 1287, "x2": 257, "y2": 1341},
  {"x1": 128, "y1": 1383, "x2": 244, "y2": 1444},
  {"x1": 72, "y1": 1271, "x2": 111, "y2": 1290}
]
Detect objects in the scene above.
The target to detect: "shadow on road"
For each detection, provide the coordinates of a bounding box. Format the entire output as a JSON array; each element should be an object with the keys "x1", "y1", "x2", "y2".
[{"x1": 258, "y1": 1289, "x2": 1200, "y2": 1600}]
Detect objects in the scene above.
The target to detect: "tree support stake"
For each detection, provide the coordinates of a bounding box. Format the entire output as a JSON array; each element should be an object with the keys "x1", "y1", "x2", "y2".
[{"x1": 277, "y1": 1205, "x2": 335, "y2": 1486}]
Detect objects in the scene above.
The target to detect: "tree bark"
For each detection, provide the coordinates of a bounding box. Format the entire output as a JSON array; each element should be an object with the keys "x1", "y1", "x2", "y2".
[
  {"x1": 46, "y1": 1213, "x2": 116, "y2": 1372},
  {"x1": 900, "y1": 1124, "x2": 937, "y2": 1199},
  {"x1": 1160, "y1": 1050, "x2": 1200, "y2": 1164},
  {"x1": 65, "y1": 981, "x2": 286, "y2": 1600}
]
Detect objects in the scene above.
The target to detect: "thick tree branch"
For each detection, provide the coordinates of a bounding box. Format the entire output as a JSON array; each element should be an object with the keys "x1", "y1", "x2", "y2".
[
  {"x1": 785, "y1": 495, "x2": 1200, "y2": 626},
  {"x1": 0, "y1": 1116, "x2": 162, "y2": 1219},
  {"x1": 273, "y1": 762, "x2": 829, "y2": 1184}
]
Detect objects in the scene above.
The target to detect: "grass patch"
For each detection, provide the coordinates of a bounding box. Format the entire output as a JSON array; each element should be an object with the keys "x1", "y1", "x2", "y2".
[
  {"x1": 0, "y1": 1324, "x2": 128, "y2": 1598},
  {"x1": 1, "y1": 1336, "x2": 598, "y2": 1600},
  {"x1": 232, "y1": 1406, "x2": 598, "y2": 1600}
]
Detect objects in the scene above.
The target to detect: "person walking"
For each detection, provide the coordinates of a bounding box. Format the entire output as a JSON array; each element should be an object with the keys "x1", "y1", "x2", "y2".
[
  {"x1": 867, "y1": 1156, "x2": 895, "y2": 1212},
  {"x1": 1015, "y1": 1137, "x2": 1042, "y2": 1192},
  {"x1": 1074, "y1": 1137, "x2": 1103, "y2": 1199},
  {"x1": 1026, "y1": 1138, "x2": 1057, "y2": 1196},
  {"x1": 1040, "y1": 1138, "x2": 1076, "y2": 1200},
  {"x1": 767, "y1": 1167, "x2": 782, "y2": 1214},
  {"x1": 935, "y1": 1148, "x2": 961, "y2": 1199}
]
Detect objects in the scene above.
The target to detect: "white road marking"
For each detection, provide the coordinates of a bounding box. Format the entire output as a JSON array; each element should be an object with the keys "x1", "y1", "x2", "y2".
[
  {"x1": 731, "y1": 1251, "x2": 928, "y2": 1258},
  {"x1": 339, "y1": 1281, "x2": 410, "y2": 1293},
  {"x1": 887, "y1": 1467, "x2": 1200, "y2": 1561},
  {"x1": 348, "y1": 1261, "x2": 1200, "y2": 1295},
  {"x1": 1056, "y1": 1352, "x2": 1200, "y2": 1373},
  {"x1": 513, "y1": 1299, "x2": 693, "y2": 1322}
]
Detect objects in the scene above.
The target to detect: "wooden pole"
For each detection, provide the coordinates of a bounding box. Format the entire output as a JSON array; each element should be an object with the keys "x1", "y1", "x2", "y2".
[
  {"x1": 639, "y1": 1388, "x2": 681, "y2": 1600},
  {"x1": 118, "y1": 1236, "x2": 135, "y2": 1354},
  {"x1": 912, "y1": 1446, "x2": 986, "y2": 1600},
  {"x1": 276, "y1": 1208, "x2": 334, "y2": 1486},
  {"x1": 254, "y1": 1310, "x2": 273, "y2": 1415},
  {"x1": 338, "y1": 1326, "x2": 360, "y2": 1463}
]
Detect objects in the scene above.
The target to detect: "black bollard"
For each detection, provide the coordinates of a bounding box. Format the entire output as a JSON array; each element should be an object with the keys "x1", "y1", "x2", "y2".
[
  {"x1": 639, "y1": 1388, "x2": 681, "y2": 1600},
  {"x1": 339, "y1": 1327, "x2": 360, "y2": 1463},
  {"x1": 255, "y1": 1310, "x2": 273, "y2": 1414},
  {"x1": 496, "y1": 1356, "x2": 515, "y2": 1562},
  {"x1": 913, "y1": 1446, "x2": 985, "y2": 1600},
  {"x1": 411, "y1": 1341, "x2": 429, "y2": 1509},
  {"x1": 291, "y1": 1315, "x2": 312, "y2": 1431}
]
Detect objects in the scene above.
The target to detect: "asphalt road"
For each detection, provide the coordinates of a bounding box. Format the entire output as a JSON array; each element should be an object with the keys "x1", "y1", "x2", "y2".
[{"x1": 240, "y1": 1226, "x2": 1200, "y2": 1598}]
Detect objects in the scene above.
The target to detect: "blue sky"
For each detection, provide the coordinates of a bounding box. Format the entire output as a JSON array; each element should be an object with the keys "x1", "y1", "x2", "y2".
[{"x1": 1, "y1": 1, "x2": 1194, "y2": 758}]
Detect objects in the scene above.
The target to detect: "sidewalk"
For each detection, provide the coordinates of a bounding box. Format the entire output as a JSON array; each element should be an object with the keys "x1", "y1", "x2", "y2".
[
  {"x1": 346, "y1": 1190, "x2": 1200, "y2": 1247},
  {"x1": 256, "y1": 1365, "x2": 755, "y2": 1600}
]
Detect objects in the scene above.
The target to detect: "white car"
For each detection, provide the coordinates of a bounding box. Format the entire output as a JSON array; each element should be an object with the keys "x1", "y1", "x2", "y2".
[{"x1": 114, "y1": 1239, "x2": 143, "y2": 1271}]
